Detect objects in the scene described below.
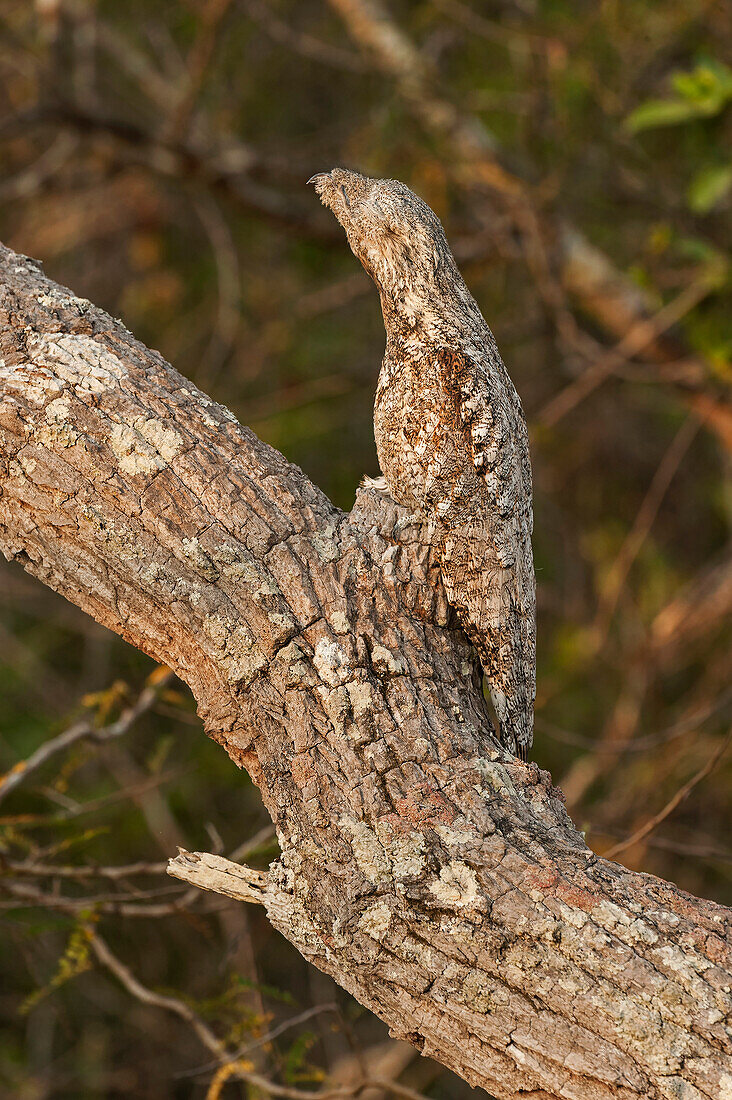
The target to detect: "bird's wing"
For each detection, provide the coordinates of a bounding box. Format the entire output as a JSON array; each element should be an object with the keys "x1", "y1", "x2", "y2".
[
  {"x1": 434, "y1": 346, "x2": 536, "y2": 755},
  {"x1": 440, "y1": 346, "x2": 533, "y2": 567}
]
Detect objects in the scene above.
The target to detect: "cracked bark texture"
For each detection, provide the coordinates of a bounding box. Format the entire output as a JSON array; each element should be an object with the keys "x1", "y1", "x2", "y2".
[{"x1": 0, "y1": 243, "x2": 730, "y2": 1100}]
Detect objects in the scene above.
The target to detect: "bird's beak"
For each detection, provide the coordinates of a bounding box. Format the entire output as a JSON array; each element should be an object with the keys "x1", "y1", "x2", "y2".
[{"x1": 307, "y1": 172, "x2": 332, "y2": 186}]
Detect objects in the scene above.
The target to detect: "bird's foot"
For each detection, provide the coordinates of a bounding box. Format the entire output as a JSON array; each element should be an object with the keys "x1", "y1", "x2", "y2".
[{"x1": 361, "y1": 474, "x2": 391, "y2": 495}]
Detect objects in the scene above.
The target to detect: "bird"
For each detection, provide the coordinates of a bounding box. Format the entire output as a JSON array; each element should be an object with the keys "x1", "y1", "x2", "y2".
[{"x1": 309, "y1": 168, "x2": 536, "y2": 759}]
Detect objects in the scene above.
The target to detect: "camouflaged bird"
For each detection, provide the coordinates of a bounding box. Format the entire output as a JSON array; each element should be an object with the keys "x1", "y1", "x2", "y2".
[{"x1": 309, "y1": 168, "x2": 536, "y2": 758}]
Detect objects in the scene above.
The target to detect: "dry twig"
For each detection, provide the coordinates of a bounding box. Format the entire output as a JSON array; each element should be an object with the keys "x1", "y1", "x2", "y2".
[
  {"x1": 0, "y1": 669, "x2": 174, "y2": 805},
  {"x1": 604, "y1": 728, "x2": 732, "y2": 860}
]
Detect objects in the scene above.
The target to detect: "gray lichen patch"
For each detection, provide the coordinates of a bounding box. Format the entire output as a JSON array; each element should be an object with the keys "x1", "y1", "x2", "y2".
[
  {"x1": 385, "y1": 824, "x2": 425, "y2": 879},
  {"x1": 310, "y1": 519, "x2": 341, "y2": 563},
  {"x1": 28, "y1": 333, "x2": 127, "y2": 394},
  {"x1": 278, "y1": 639, "x2": 312, "y2": 686},
  {"x1": 134, "y1": 416, "x2": 183, "y2": 462},
  {"x1": 313, "y1": 637, "x2": 352, "y2": 686},
  {"x1": 181, "y1": 537, "x2": 219, "y2": 582},
  {"x1": 428, "y1": 860, "x2": 483, "y2": 911},
  {"x1": 316, "y1": 684, "x2": 351, "y2": 735},
  {"x1": 110, "y1": 423, "x2": 167, "y2": 477},
  {"x1": 455, "y1": 967, "x2": 497, "y2": 1015},
  {"x1": 358, "y1": 900, "x2": 393, "y2": 940},
  {"x1": 216, "y1": 544, "x2": 282, "y2": 599},
  {"x1": 435, "y1": 823, "x2": 478, "y2": 847},
  {"x1": 45, "y1": 397, "x2": 72, "y2": 423},
  {"x1": 15, "y1": 452, "x2": 38, "y2": 477},
  {"x1": 476, "y1": 758, "x2": 518, "y2": 797},
  {"x1": 36, "y1": 288, "x2": 92, "y2": 313},
  {"x1": 655, "y1": 1077, "x2": 706, "y2": 1100},
  {"x1": 717, "y1": 1074, "x2": 732, "y2": 1100},
  {"x1": 202, "y1": 616, "x2": 268, "y2": 684},
  {"x1": 109, "y1": 416, "x2": 183, "y2": 478},
  {"x1": 341, "y1": 817, "x2": 391, "y2": 882},
  {"x1": 269, "y1": 611, "x2": 296, "y2": 631},
  {"x1": 330, "y1": 610, "x2": 350, "y2": 634},
  {"x1": 341, "y1": 816, "x2": 425, "y2": 884},
  {"x1": 35, "y1": 399, "x2": 79, "y2": 447},
  {"x1": 265, "y1": 866, "x2": 327, "y2": 958},
  {"x1": 346, "y1": 679, "x2": 373, "y2": 720},
  {"x1": 0, "y1": 359, "x2": 64, "y2": 404},
  {"x1": 591, "y1": 900, "x2": 659, "y2": 946}
]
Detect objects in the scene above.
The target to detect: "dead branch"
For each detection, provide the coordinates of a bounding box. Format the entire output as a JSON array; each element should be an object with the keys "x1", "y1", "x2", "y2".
[{"x1": 1, "y1": 244, "x2": 730, "y2": 1100}]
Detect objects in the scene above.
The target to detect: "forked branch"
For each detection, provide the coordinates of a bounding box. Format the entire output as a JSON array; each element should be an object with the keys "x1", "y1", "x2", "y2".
[{"x1": 0, "y1": 245, "x2": 730, "y2": 1100}]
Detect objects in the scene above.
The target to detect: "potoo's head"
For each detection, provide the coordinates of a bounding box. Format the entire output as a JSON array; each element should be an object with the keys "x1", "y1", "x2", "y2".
[{"x1": 308, "y1": 168, "x2": 457, "y2": 307}]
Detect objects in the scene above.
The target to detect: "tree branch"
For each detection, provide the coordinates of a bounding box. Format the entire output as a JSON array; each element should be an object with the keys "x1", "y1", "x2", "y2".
[{"x1": 1, "y1": 244, "x2": 730, "y2": 1100}]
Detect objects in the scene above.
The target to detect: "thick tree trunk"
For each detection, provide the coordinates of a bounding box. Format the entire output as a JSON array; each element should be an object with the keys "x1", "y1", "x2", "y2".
[{"x1": 1, "y1": 244, "x2": 730, "y2": 1100}]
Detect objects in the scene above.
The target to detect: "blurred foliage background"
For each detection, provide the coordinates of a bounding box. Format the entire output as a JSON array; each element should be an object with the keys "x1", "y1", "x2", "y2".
[{"x1": 0, "y1": 0, "x2": 731, "y2": 1097}]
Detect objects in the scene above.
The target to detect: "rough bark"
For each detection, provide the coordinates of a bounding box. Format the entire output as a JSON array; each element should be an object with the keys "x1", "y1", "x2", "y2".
[{"x1": 0, "y1": 243, "x2": 730, "y2": 1100}]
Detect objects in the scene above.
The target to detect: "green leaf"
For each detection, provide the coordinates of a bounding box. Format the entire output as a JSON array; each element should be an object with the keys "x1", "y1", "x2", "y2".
[
  {"x1": 672, "y1": 59, "x2": 732, "y2": 110},
  {"x1": 626, "y1": 58, "x2": 732, "y2": 133},
  {"x1": 687, "y1": 163, "x2": 732, "y2": 213},
  {"x1": 624, "y1": 97, "x2": 702, "y2": 133}
]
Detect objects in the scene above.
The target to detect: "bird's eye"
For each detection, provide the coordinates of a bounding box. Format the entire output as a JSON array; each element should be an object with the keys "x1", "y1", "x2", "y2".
[{"x1": 339, "y1": 185, "x2": 351, "y2": 209}]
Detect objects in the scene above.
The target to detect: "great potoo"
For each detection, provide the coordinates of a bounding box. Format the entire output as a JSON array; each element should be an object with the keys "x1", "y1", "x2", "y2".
[{"x1": 309, "y1": 168, "x2": 536, "y2": 758}]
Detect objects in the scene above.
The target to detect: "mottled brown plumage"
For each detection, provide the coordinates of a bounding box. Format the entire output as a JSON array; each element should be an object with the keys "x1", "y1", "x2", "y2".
[{"x1": 310, "y1": 168, "x2": 536, "y2": 756}]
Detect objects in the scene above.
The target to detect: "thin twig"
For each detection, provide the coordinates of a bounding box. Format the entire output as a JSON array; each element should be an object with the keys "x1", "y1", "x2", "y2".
[
  {"x1": 93, "y1": 933, "x2": 432, "y2": 1100},
  {"x1": 204, "y1": 1070, "x2": 433, "y2": 1100},
  {"x1": 26, "y1": 103, "x2": 328, "y2": 239},
  {"x1": 539, "y1": 276, "x2": 717, "y2": 428},
  {"x1": 90, "y1": 932, "x2": 227, "y2": 1059},
  {"x1": 434, "y1": 0, "x2": 551, "y2": 50},
  {"x1": 179, "y1": 1002, "x2": 340, "y2": 1080},
  {"x1": 604, "y1": 728, "x2": 732, "y2": 860},
  {"x1": 593, "y1": 830, "x2": 732, "y2": 867},
  {"x1": 3, "y1": 858, "x2": 169, "y2": 879},
  {"x1": 95, "y1": 21, "x2": 177, "y2": 108},
  {"x1": 192, "y1": 192, "x2": 242, "y2": 385},
  {"x1": 0, "y1": 131, "x2": 77, "y2": 201},
  {"x1": 593, "y1": 415, "x2": 699, "y2": 639},
  {"x1": 2, "y1": 826, "x2": 275, "y2": 920},
  {"x1": 1, "y1": 879, "x2": 191, "y2": 916},
  {"x1": 0, "y1": 669, "x2": 174, "y2": 805},
  {"x1": 227, "y1": 823, "x2": 277, "y2": 863}
]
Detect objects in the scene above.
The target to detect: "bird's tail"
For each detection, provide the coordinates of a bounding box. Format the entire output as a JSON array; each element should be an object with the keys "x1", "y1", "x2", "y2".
[{"x1": 438, "y1": 524, "x2": 535, "y2": 759}]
